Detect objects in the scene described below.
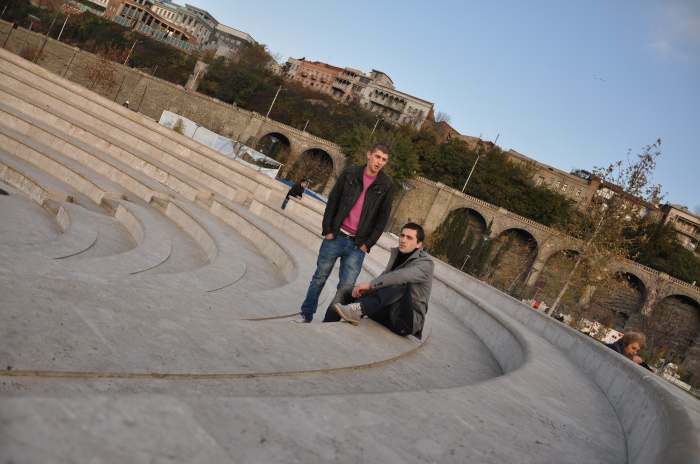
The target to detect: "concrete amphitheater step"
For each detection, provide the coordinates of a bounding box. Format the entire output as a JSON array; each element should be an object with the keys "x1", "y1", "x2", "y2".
[
  {"x1": 202, "y1": 196, "x2": 347, "y2": 317},
  {"x1": 0, "y1": 273, "x2": 425, "y2": 376},
  {"x1": 0, "y1": 129, "x2": 106, "y2": 206},
  {"x1": 58, "y1": 200, "x2": 176, "y2": 275},
  {"x1": 0, "y1": 55, "x2": 267, "y2": 205},
  {"x1": 0, "y1": 147, "x2": 108, "y2": 214},
  {"x1": 0, "y1": 180, "x2": 62, "y2": 246},
  {"x1": 0, "y1": 79, "x2": 203, "y2": 203},
  {"x1": 0, "y1": 108, "x2": 221, "y2": 267},
  {"x1": 0, "y1": 105, "x2": 154, "y2": 204},
  {"x1": 137, "y1": 200, "x2": 256, "y2": 292}
]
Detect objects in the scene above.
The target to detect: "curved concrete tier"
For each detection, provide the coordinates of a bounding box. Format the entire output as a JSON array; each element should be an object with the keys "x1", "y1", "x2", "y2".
[{"x1": 0, "y1": 47, "x2": 697, "y2": 464}]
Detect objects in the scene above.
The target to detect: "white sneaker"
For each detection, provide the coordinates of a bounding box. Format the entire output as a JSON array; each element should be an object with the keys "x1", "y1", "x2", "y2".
[
  {"x1": 291, "y1": 314, "x2": 312, "y2": 324},
  {"x1": 334, "y1": 302, "x2": 363, "y2": 326}
]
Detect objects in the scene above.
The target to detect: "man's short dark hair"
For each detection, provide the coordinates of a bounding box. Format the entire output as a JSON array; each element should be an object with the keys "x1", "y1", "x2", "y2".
[
  {"x1": 402, "y1": 222, "x2": 425, "y2": 243},
  {"x1": 370, "y1": 143, "x2": 390, "y2": 156}
]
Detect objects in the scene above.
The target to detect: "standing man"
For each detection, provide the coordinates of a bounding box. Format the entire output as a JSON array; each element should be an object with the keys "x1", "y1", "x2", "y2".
[
  {"x1": 294, "y1": 143, "x2": 394, "y2": 323},
  {"x1": 328, "y1": 223, "x2": 433, "y2": 339}
]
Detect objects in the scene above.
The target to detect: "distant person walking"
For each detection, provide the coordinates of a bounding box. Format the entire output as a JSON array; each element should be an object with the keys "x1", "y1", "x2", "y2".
[
  {"x1": 293, "y1": 143, "x2": 394, "y2": 323},
  {"x1": 281, "y1": 179, "x2": 309, "y2": 209}
]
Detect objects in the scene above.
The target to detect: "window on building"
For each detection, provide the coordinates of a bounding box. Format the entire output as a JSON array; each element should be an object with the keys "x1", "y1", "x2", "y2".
[
  {"x1": 575, "y1": 189, "x2": 582, "y2": 197},
  {"x1": 535, "y1": 176, "x2": 544, "y2": 186},
  {"x1": 562, "y1": 183, "x2": 568, "y2": 192}
]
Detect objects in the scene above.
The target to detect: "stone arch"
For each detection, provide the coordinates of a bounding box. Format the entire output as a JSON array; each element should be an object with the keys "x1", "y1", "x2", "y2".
[
  {"x1": 645, "y1": 295, "x2": 700, "y2": 385},
  {"x1": 256, "y1": 132, "x2": 292, "y2": 165},
  {"x1": 483, "y1": 228, "x2": 539, "y2": 297},
  {"x1": 531, "y1": 249, "x2": 581, "y2": 311},
  {"x1": 286, "y1": 148, "x2": 335, "y2": 194},
  {"x1": 588, "y1": 272, "x2": 646, "y2": 331},
  {"x1": 428, "y1": 207, "x2": 490, "y2": 275}
]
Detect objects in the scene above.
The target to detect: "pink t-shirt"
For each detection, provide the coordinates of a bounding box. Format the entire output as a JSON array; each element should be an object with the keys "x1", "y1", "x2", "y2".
[{"x1": 341, "y1": 170, "x2": 377, "y2": 235}]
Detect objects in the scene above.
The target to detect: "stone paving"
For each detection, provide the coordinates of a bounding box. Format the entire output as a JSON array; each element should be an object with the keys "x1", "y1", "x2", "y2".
[{"x1": 0, "y1": 48, "x2": 698, "y2": 463}]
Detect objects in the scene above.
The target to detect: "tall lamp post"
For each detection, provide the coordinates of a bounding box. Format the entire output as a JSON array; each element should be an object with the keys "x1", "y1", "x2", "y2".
[
  {"x1": 57, "y1": 4, "x2": 82, "y2": 42},
  {"x1": 266, "y1": 85, "x2": 284, "y2": 118},
  {"x1": 370, "y1": 117, "x2": 382, "y2": 136},
  {"x1": 123, "y1": 40, "x2": 138, "y2": 66},
  {"x1": 462, "y1": 133, "x2": 499, "y2": 193}
]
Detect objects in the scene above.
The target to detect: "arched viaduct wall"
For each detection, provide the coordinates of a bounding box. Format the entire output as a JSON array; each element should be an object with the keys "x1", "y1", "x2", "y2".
[{"x1": 392, "y1": 177, "x2": 700, "y2": 314}]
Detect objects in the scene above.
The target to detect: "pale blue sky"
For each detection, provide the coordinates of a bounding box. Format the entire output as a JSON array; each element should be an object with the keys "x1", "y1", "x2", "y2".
[{"x1": 195, "y1": 0, "x2": 699, "y2": 210}]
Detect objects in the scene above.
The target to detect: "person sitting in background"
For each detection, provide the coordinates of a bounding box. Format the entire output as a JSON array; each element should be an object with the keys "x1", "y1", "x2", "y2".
[
  {"x1": 605, "y1": 331, "x2": 652, "y2": 371},
  {"x1": 281, "y1": 178, "x2": 309, "y2": 209}
]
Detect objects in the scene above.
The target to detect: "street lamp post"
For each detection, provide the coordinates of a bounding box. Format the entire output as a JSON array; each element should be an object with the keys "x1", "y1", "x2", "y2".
[
  {"x1": 265, "y1": 85, "x2": 283, "y2": 119},
  {"x1": 33, "y1": 12, "x2": 59, "y2": 62},
  {"x1": 123, "y1": 40, "x2": 138, "y2": 66},
  {"x1": 461, "y1": 133, "x2": 499, "y2": 193},
  {"x1": 370, "y1": 117, "x2": 382, "y2": 136},
  {"x1": 57, "y1": 14, "x2": 70, "y2": 41}
]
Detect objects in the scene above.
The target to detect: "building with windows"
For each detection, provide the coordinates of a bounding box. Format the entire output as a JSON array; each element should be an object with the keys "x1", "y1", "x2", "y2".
[
  {"x1": 207, "y1": 23, "x2": 255, "y2": 58},
  {"x1": 104, "y1": 0, "x2": 254, "y2": 53},
  {"x1": 285, "y1": 58, "x2": 343, "y2": 94},
  {"x1": 285, "y1": 59, "x2": 433, "y2": 130},
  {"x1": 355, "y1": 70, "x2": 433, "y2": 129},
  {"x1": 107, "y1": 0, "x2": 198, "y2": 51},
  {"x1": 662, "y1": 205, "x2": 700, "y2": 256}
]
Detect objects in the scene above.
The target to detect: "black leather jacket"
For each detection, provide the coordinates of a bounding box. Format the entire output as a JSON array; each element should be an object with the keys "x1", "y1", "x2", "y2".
[{"x1": 322, "y1": 165, "x2": 393, "y2": 251}]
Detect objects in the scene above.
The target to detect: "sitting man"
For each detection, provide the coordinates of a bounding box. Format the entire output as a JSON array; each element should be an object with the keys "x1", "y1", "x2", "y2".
[{"x1": 326, "y1": 223, "x2": 434, "y2": 338}]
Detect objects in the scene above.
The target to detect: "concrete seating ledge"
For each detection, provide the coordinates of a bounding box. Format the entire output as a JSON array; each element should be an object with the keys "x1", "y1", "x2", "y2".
[
  {"x1": 0, "y1": 131, "x2": 105, "y2": 206},
  {"x1": 0, "y1": 51, "x2": 286, "y2": 205},
  {"x1": 0, "y1": 81, "x2": 200, "y2": 202},
  {"x1": 431, "y1": 259, "x2": 699, "y2": 464}
]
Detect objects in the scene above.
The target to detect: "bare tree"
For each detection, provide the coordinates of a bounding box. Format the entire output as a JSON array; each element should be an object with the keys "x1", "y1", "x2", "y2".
[
  {"x1": 548, "y1": 139, "x2": 665, "y2": 319},
  {"x1": 435, "y1": 111, "x2": 451, "y2": 124},
  {"x1": 85, "y1": 46, "x2": 127, "y2": 91}
]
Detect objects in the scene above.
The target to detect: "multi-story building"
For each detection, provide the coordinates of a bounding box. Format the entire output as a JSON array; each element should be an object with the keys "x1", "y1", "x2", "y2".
[
  {"x1": 286, "y1": 59, "x2": 434, "y2": 130},
  {"x1": 355, "y1": 70, "x2": 433, "y2": 130},
  {"x1": 73, "y1": 0, "x2": 109, "y2": 15},
  {"x1": 105, "y1": 0, "x2": 254, "y2": 53},
  {"x1": 107, "y1": 0, "x2": 198, "y2": 51},
  {"x1": 662, "y1": 205, "x2": 700, "y2": 256},
  {"x1": 330, "y1": 67, "x2": 368, "y2": 102},
  {"x1": 207, "y1": 23, "x2": 255, "y2": 58},
  {"x1": 285, "y1": 58, "x2": 343, "y2": 95}
]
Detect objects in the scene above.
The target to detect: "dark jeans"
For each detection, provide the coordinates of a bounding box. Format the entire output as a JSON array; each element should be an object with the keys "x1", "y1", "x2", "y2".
[
  {"x1": 323, "y1": 285, "x2": 414, "y2": 336},
  {"x1": 300, "y1": 235, "x2": 366, "y2": 320},
  {"x1": 281, "y1": 196, "x2": 291, "y2": 209}
]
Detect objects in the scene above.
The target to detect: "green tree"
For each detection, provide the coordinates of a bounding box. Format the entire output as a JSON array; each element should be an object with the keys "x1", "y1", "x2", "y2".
[
  {"x1": 634, "y1": 222, "x2": 700, "y2": 283},
  {"x1": 339, "y1": 125, "x2": 419, "y2": 188}
]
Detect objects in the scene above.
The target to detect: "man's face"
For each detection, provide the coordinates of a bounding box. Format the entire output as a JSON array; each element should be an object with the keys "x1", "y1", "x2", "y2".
[
  {"x1": 366, "y1": 149, "x2": 389, "y2": 176},
  {"x1": 398, "y1": 228, "x2": 422, "y2": 253}
]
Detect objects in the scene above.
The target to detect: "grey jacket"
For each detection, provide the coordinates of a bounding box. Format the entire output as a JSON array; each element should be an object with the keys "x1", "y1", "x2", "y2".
[{"x1": 370, "y1": 248, "x2": 434, "y2": 337}]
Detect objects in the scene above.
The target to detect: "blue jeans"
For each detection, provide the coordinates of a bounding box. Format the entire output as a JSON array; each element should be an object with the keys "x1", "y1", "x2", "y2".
[{"x1": 300, "y1": 236, "x2": 366, "y2": 320}]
